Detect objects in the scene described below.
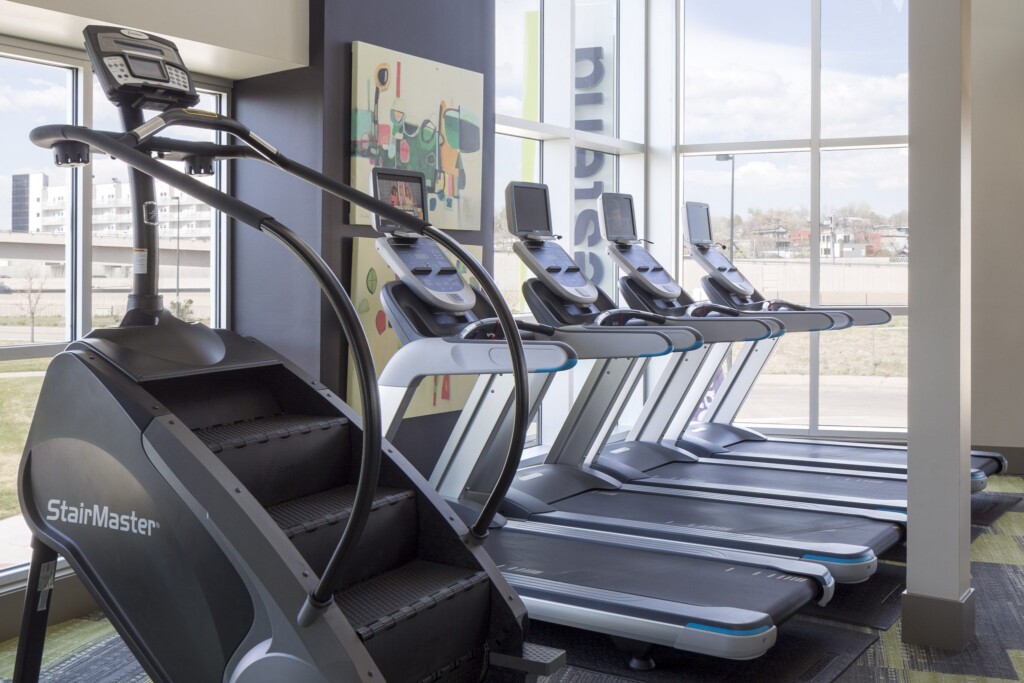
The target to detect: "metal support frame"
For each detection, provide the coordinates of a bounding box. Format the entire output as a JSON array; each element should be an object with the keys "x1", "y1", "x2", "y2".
[{"x1": 544, "y1": 356, "x2": 647, "y2": 468}]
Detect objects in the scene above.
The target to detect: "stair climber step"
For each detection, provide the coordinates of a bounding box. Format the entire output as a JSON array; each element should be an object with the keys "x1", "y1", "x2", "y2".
[
  {"x1": 336, "y1": 561, "x2": 491, "y2": 683},
  {"x1": 194, "y1": 414, "x2": 351, "y2": 507},
  {"x1": 267, "y1": 485, "x2": 418, "y2": 590}
]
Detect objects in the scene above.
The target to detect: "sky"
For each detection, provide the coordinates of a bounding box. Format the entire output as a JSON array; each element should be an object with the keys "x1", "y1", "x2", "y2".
[
  {"x1": 0, "y1": 53, "x2": 220, "y2": 230},
  {"x1": 495, "y1": 0, "x2": 909, "y2": 221}
]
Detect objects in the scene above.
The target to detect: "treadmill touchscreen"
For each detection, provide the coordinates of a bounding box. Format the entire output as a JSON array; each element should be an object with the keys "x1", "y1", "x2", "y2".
[
  {"x1": 685, "y1": 201, "x2": 714, "y2": 246},
  {"x1": 602, "y1": 194, "x2": 638, "y2": 241},
  {"x1": 509, "y1": 184, "x2": 553, "y2": 237},
  {"x1": 375, "y1": 171, "x2": 428, "y2": 232}
]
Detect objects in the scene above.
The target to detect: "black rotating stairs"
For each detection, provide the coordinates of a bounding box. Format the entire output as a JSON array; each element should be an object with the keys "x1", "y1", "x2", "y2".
[{"x1": 149, "y1": 363, "x2": 562, "y2": 683}]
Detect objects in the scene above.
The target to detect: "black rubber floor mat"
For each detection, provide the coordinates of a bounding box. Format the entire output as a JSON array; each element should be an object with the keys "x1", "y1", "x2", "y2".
[
  {"x1": 39, "y1": 634, "x2": 145, "y2": 683},
  {"x1": 542, "y1": 667, "x2": 638, "y2": 683},
  {"x1": 800, "y1": 562, "x2": 904, "y2": 630},
  {"x1": 529, "y1": 616, "x2": 877, "y2": 683},
  {"x1": 971, "y1": 492, "x2": 1022, "y2": 526},
  {"x1": 838, "y1": 562, "x2": 1024, "y2": 681}
]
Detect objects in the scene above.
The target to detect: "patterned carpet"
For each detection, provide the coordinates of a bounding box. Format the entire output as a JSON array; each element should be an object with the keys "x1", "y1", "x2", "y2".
[{"x1": 0, "y1": 475, "x2": 1022, "y2": 683}]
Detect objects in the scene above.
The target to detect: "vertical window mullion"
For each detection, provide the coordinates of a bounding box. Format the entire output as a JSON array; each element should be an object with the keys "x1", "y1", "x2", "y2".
[
  {"x1": 76, "y1": 61, "x2": 94, "y2": 340},
  {"x1": 809, "y1": 0, "x2": 822, "y2": 433}
]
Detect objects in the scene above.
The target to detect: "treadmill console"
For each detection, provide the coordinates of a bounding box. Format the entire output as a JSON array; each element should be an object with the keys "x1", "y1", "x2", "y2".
[
  {"x1": 684, "y1": 201, "x2": 756, "y2": 298},
  {"x1": 506, "y1": 182, "x2": 599, "y2": 305},
  {"x1": 599, "y1": 193, "x2": 682, "y2": 300},
  {"x1": 373, "y1": 169, "x2": 475, "y2": 312},
  {"x1": 84, "y1": 25, "x2": 199, "y2": 111}
]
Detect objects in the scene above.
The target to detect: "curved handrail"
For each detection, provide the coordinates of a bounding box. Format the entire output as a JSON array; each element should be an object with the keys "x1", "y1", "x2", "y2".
[{"x1": 30, "y1": 123, "x2": 381, "y2": 628}]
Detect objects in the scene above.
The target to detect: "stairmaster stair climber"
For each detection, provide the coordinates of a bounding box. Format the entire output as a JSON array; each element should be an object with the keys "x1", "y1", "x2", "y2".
[{"x1": 12, "y1": 25, "x2": 564, "y2": 683}]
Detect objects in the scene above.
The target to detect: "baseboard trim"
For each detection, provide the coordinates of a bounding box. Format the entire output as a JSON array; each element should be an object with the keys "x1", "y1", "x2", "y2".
[
  {"x1": 975, "y1": 444, "x2": 1024, "y2": 475},
  {"x1": 0, "y1": 571, "x2": 98, "y2": 642},
  {"x1": 901, "y1": 587, "x2": 975, "y2": 650}
]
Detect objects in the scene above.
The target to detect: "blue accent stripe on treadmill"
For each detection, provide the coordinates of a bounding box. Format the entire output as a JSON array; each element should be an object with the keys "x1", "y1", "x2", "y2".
[
  {"x1": 801, "y1": 553, "x2": 874, "y2": 564},
  {"x1": 876, "y1": 507, "x2": 908, "y2": 513},
  {"x1": 685, "y1": 622, "x2": 772, "y2": 636},
  {"x1": 534, "y1": 358, "x2": 578, "y2": 374}
]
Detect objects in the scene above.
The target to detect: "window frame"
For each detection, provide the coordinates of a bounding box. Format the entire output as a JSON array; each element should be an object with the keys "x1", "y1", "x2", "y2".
[
  {"x1": 0, "y1": 36, "x2": 233, "y2": 364},
  {"x1": 0, "y1": 37, "x2": 232, "y2": 580},
  {"x1": 678, "y1": 0, "x2": 909, "y2": 440}
]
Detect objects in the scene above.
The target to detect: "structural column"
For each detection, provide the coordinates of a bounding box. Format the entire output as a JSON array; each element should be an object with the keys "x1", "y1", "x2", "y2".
[{"x1": 902, "y1": 0, "x2": 974, "y2": 650}]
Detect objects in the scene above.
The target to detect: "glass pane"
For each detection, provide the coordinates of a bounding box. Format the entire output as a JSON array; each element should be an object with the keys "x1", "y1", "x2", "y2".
[
  {"x1": 495, "y1": 0, "x2": 541, "y2": 120},
  {"x1": 91, "y1": 83, "x2": 220, "y2": 329},
  {"x1": 682, "y1": 0, "x2": 811, "y2": 144},
  {"x1": 573, "y1": 148, "x2": 617, "y2": 295},
  {"x1": 493, "y1": 134, "x2": 541, "y2": 314},
  {"x1": 736, "y1": 333, "x2": 810, "y2": 428},
  {"x1": 820, "y1": 148, "x2": 908, "y2": 306},
  {"x1": 0, "y1": 357, "x2": 51, "y2": 567},
  {"x1": 822, "y1": 0, "x2": 908, "y2": 138},
  {"x1": 819, "y1": 317, "x2": 907, "y2": 429},
  {"x1": 0, "y1": 57, "x2": 74, "y2": 345},
  {"x1": 681, "y1": 152, "x2": 812, "y2": 303},
  {"x1": 683, "y1": 152, "x2": 811, "y2": 428},
  {"x1": 574, "y1": 0, "x2": 618, "y2": 136}
]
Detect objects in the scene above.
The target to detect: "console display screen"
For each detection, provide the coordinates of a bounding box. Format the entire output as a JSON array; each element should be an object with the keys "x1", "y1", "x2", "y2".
[
  {"x1": 510, "y1": 185, "x2": 552, "y2": 236},
  {"x1": 125, "y1": 55, "x2": 167, "y2": 81},
  {"x1": 376, "y1": 172, "x2": 427, "y2": 232},
  {"x1": 685, "y1": 201, "x2": 714, "y2": 245},
  {"x1": 602, "y1": 194, "x2": 637, "y2": 241}
]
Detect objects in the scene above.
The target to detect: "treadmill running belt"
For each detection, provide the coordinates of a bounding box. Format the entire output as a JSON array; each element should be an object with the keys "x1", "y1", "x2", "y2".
[
  {"x1": 643, "y1": 461, "x2": 907, "y2": 503},
  {"x1": 731, "y1": 440, "x2": 1000, "y2": 475},
  {"x1": 554, "y1": 489, "x2": 903, "y2": 551},
  {"x1": 483, "y1": 529, "x2": 817, "y2": 625}
]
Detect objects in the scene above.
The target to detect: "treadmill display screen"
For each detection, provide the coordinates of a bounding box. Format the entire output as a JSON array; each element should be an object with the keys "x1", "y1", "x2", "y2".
[
  {"x1": 376, "y1": 172, "x2": 427, "y2": 232},
  {"x1": 510, "y1": 185, "x2": 553, "y2": 237},
  {"x1": 685, "y1": 202, "x2": 714, "y2": 246},
  {"x1": 602, "y1": 194, "x2": 637, "y2": 241},
  {"x1": 125, "y1": 55, "x2": 167, "y2": 81}
]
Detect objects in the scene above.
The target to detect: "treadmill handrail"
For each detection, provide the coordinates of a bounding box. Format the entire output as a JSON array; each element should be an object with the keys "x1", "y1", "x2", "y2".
[
  {"x1": 548, "y1": 327, "x2": 675, "y2": 360},
  {"x1": 378, "y1": 337, "x2": 577, "y2": 387}
]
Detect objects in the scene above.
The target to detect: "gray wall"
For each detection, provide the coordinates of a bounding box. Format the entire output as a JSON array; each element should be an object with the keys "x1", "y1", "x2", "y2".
[
  {"x1": 971, "y1": 0, "x2": 1024, "y2": 468},
  {"x1": 232, "y1": 0, "x2": 496, "y2": 394}
]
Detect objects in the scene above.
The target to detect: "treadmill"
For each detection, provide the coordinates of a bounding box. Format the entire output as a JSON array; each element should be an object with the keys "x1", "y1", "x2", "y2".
[
  {"x1": 674, "y1": 200, "x2": 1005, "y2": 486},
  {"x1": 369, "y1": 169, "x2": 835, "y2": 664},
  {"x1": 371, "y1": 172, "x2": 904, "y2": 584},
  {"x1": 500, "y1": 183, "x2": 917, "y2": 515}
]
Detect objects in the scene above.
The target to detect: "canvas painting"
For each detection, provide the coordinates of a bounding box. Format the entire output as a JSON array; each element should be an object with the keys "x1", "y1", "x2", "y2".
[
  {"x1": 347, "y1": 238, "x2": 484, "y2": 419},
  {"x1": 351, "y1": 41, "x2": 483, "y2": 231}
]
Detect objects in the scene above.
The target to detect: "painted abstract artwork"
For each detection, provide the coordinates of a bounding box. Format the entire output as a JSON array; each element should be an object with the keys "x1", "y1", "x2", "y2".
[
  {"x1": 351, "y1": 41, "x2": 483, "y2": 231},
  {"x1": 347, "y1": 238, "x2": 484, "y2": 418}
]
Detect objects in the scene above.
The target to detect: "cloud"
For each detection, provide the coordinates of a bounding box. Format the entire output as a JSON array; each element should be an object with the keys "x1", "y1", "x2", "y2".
[
  {"x1": 821, "y1": 70, "x2": 907, "y2": 137},
  {"x1": 496, "y1": 95, "x2": 526, "y2": 118},
  {"x1": 683, "y1": 29, "x2": 811, "y2": 143},
  {"x1": 683, "y1": 28, "x2": 907, "y2": 144},
  {"x1": 0, "y1": 78, "x2": 67, "y2": 112}
]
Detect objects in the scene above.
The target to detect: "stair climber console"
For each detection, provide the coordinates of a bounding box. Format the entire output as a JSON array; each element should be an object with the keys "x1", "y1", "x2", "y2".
[{"x1": 14, "y1": 25, "x2": 565, "y2": 683}]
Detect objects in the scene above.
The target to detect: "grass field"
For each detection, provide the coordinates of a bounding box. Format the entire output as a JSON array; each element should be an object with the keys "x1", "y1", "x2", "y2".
[
  {"x1": 0, "y1": 375, "x2": 44, "y2": 519},
  {"x1": 747, "y1": 318, "x2": 908, "y2": 377}
]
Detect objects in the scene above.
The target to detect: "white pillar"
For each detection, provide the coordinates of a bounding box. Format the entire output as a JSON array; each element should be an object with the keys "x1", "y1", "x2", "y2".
[{"x1": 902, "y1": 0, "x2": 974, "y2": 650}]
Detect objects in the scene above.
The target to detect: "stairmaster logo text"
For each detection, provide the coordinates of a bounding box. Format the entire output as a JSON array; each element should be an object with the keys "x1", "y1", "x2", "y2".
[{"x1": 46, "y1": 500, "x2": 160, "y2": 537}]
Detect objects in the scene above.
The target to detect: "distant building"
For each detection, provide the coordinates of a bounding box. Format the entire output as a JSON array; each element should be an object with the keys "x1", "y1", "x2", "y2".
[
  {"x1": 5, "y1": 172, "x2": 213, "y2": 237},
  {"x1": 753, "y1": 226, "x2": 791, "y2": 258},
  {"x1": 11, "y1": 172, "x2": 48, "y2": 233}
]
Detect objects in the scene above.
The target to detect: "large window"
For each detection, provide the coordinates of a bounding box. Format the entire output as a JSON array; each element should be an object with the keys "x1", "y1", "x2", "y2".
[
  {"x1": 680, "y1": 0, "x2": 909, "y2": 435},
  {"x1": 0, "y1": 42, "x2": 230, "y2": 570},
  {"x1": 495, "y1": 0, "x2": 646, "y2": 443}
]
